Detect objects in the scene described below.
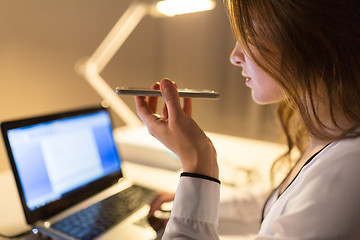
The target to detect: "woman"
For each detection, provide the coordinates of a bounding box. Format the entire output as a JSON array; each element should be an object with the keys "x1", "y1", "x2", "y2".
[{"x1": 135, "y1": 0, "x2": 360, "y2": 239}]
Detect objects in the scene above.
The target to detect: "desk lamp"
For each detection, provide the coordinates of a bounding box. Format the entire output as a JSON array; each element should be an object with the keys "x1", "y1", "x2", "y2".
[{"x1": 76, "y1": 0, "x2": 216, "y2": 127}]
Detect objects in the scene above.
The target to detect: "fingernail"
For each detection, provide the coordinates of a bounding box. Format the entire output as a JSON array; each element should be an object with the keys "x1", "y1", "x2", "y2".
[
  {"x1": 152, "y1": 82, "x2": 160, "y2": 90},
  {"x1": 160, "y1": 79, "x2": 172, "y2": 90}
]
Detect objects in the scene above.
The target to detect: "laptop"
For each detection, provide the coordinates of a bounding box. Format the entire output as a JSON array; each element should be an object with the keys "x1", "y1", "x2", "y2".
[{"x1": 1, "y1": 106, "x2": 158, "y2": 240}]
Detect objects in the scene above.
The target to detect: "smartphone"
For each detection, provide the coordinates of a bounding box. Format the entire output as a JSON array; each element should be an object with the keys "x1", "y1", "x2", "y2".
[{"x1": 115, "y1": 87, "x2": 220, "y2": 99}]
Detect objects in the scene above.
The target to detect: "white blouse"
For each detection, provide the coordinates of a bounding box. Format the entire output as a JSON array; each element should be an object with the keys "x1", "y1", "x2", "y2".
[{"x1": 162, "y1": 137, "x2": 360, "y2": 239}]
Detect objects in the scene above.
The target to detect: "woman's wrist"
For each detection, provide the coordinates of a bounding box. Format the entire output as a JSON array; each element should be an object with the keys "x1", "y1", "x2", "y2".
[
  {"x1": 174, "y1": 141, "x2": 219, "y2": 179},
  {"x1": 183, "y1": 163, "x2": 219, "y2": 180},
  {"x1": 181, "y1": 149, "x2": 219, "y2": 180}
]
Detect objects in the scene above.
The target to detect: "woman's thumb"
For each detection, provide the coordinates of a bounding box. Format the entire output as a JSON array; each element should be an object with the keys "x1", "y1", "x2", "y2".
[{"x1": 160, "y1": 79, "x2": 182, "y2": 118}]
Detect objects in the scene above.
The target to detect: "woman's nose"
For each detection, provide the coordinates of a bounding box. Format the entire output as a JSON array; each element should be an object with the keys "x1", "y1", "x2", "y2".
[{"x1": 230, "y1": 43, "x2": 245, "y2": 66}]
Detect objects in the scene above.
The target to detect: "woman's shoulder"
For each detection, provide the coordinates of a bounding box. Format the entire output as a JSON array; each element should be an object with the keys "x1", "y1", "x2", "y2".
[
  {"x1": 329, "y1": 135, "x2": 360, "y2": 155},
  {"x1": 282, "y1": 136, "x2": 360, "y2": 208},
  {"x1": 295, "y1": 136, "x2": 360, "y2": 199},
  {"x1": 310, "y1": 136, "x2": 360, "y2": 168},
  {"x1": 261, "y1": 137, "x2": 360, "y2": 238}
]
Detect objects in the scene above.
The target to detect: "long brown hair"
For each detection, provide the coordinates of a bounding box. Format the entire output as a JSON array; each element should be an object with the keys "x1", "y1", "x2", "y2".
[{"x1": 224, "y1": 0, "x2": 360, "y2": 185}]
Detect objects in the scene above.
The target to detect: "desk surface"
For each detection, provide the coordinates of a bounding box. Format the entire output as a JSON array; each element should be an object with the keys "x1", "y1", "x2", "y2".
[
  {"x1": 0, "y1": 126, "x2": 285, "y2": 240},
  {"x1": 0, "y1": 164, "x2": 258, "y2": 240}
]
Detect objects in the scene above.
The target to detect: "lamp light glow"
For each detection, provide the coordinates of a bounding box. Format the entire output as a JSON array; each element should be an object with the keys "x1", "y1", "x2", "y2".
[{"x1": 156, "y1": 0, "x2": 216, "y2": 16}]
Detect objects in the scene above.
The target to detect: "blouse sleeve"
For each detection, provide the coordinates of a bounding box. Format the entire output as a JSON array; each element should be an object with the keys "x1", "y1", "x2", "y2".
[{"x1": 162, "y1": 175, "x2": 221, "y2": 240}]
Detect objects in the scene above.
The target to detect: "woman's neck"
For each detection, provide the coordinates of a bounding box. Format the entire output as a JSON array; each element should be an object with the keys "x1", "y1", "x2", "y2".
[{"x1": 308, "y1": 138, "x2": 329, "y2": 150}]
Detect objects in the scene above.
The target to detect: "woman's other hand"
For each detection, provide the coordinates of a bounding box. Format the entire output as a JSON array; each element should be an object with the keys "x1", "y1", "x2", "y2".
[
  {"x1": 134, "y1": 78, "x2": 218, "y2": 179},
  {"x1": 147, "y1": 192, "x2": 175, "y2": 232}
]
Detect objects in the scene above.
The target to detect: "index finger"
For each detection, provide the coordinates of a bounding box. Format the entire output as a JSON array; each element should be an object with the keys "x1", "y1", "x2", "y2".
[
  {"x1": 134, "y1": 96, "x2": 158, "y2": 124},
  {"x1": 159, "y1": 79, "x2": 182, "y2": 121}
]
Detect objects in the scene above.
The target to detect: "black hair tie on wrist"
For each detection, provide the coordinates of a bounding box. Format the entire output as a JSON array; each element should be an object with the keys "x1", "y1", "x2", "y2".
[{"x1": 181, "y1": 172, "x2": 221, "y2": 184}]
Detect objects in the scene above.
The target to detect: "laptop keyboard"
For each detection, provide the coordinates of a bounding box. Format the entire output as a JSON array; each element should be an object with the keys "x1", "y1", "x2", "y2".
[{"x1": 52, "y1": 185, "x2": 157, "y2": 240}]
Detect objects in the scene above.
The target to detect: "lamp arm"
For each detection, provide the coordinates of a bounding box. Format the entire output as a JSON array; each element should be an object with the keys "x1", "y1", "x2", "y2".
[
  {"x1": 89, "y1": 2, "x2": 149, "y2": 72},
  {"x1": 83, "y1": 61, "x2": 143, "y2": 127},
  {"x1": 78, "y1": 2, "x2": 150, "y2": 127}
]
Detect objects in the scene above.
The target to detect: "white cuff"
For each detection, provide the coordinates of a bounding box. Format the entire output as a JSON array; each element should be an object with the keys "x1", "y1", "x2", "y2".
[{"x1": 171, "y1": 176, "x2": 220, "y2": 225}]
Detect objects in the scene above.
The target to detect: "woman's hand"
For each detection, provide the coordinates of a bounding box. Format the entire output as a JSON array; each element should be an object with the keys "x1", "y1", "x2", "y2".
[
  {"x1": 134, "y1": 78, "x2": 218, "y2": 179},
  {"x1": 147, "y1": 192, "x2": 175, "y2": 232}
]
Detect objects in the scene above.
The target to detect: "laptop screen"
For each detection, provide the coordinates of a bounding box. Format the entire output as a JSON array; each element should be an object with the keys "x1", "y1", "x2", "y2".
[{"x1": 1, "y1": 107, "x2": 123, "y2": 223}]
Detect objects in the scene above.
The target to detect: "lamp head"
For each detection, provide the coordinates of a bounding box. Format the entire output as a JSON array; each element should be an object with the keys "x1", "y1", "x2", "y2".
[{"x1": 152, "y1": 0, "x2": 216, "y2": 17}]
